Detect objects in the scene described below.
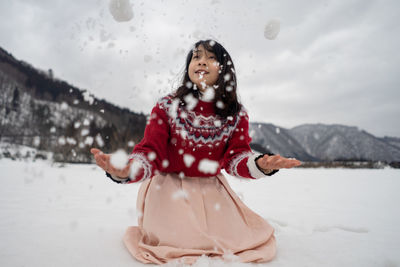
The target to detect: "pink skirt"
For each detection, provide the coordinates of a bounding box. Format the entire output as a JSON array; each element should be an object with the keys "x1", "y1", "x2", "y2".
[{"x1": 123, "y1": 172, "x2": 276, "y2": 265}]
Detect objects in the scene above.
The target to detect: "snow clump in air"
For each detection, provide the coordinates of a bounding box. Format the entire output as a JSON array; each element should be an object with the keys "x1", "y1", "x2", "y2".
[
  {"x1": 264, "y1": 19, "x2": 280, "y2": 40},
  {"x1": 95, "y1": 134, "x2": 104, "y2": 147},
  {"x1": 184, "y1": 94, "x2": 198, "y2": 110},
  {"x1": 84, "y1": 136, "x2": 94, "y2": 146},
  {"x1": 60, "y1": 102, "x2": 69, "y2": 110},
  {"x1": 162, "y1": 159, "x2": 169, "y2": 168},
  {"x1": 58, "y1": 136, "x2": 66, "y2": 145},
  {"x1": 108, "y1": 0, "x2": 134, "y2": 22},
  {"x1": 216, "y1": 101, "x2": 224, "y2": 109},
  {"x1": 129, "y1": 160, "x2": 142, "y2": 179},
  {"x1": 82, "y1": 91, "x2": 94, "y2": 105},
  {"x1": 110, "y1": 149, "x2": 128, "y2": 169},
  {"x1": 202, "y1": 87, "x2": 215, "y2": 102},
  {"x1": 81, "y1": 129, "x2": 90, "y2": 136},
  {"x1": 223, "y1": 74, "x2": 231, "y2": 82},
  {"x1": 147, "y1": 151, "x2": 156, "y2": 161},
  {"x1": 198, "y1": 159, "x2": 219, "y2": 174},
  {"x1": 33, "y1": 136, "x2": 40, "y2": 147},
  {"x1": 168, "y1": 99, "x2": 180, "y2": 119},
  {"x1": 183, "y1": 154, "x2": 195, "y2": 168}
]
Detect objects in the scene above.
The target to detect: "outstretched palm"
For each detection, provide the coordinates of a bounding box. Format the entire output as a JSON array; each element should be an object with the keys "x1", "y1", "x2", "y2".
[
  {"x1": 90, "y1": 148, "x2": 131, "y2": 178},
  {"x1": 256, "y1": 154, "x2": 301, "y2": 172}
]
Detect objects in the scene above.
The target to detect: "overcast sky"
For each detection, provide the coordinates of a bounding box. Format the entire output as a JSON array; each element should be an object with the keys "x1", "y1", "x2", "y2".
[{"x1": 1, "y1": 0, "x2": 399, "y2": 137}]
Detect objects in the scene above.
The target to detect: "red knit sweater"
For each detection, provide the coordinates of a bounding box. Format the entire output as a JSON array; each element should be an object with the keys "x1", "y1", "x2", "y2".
[{"x1": 110, "y1": 94, "x2": 272, "y2": 183}]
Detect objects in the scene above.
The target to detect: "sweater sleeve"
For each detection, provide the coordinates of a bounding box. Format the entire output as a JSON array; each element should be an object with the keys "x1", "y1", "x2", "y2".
[
  {"x1": 108, "y1": 99, "x2": 170, "y2": 184},
  {"x1": 222, "y1": 108, "x2": 278, "y2": 179}
]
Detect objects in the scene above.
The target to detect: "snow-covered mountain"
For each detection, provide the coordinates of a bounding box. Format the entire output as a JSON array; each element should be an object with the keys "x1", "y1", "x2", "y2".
[
  {"x1": 249, "y1": 122, "x2": 400, "y2": 162},
  {"x1": 249, "y1": 123, "x2": 316, "y2": 161},
  {"x1": 290, "y1": 124, "x2": 400, "y2": 162}
]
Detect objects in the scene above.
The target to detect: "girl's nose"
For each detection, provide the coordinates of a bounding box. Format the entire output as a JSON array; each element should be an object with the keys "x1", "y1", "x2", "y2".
[{"x1": 197, "y1": 57, "x2": 207, "y2": 66}]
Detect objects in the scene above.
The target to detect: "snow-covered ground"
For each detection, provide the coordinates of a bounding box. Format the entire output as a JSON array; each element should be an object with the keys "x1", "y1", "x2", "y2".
[{"x1": 0, "y1": 159, "x2": 399, "y2": 267}]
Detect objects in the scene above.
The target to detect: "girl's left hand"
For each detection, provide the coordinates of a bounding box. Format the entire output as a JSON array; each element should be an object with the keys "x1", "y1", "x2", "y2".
[{"x1": 256, "y1": 154, "x2": 301, "y2": 172}]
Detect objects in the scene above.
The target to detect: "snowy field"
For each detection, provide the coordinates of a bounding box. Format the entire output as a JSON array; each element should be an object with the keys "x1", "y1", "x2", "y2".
[{"x1": 0, "y1": 159, "x2": 399, "y2": 267}]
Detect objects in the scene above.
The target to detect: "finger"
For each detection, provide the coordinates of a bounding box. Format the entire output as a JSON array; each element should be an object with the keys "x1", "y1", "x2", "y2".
[
  {"x1": 90, "y1": 148, "x2": 101, "y2": 155},
  {"x1": 280, "y1": 159, "x2": 301, "y2": 169},
  {"x1": 94, "y1": 155, "x2": 107, "y2": 170},
  {"x1": 257, "y1": 156, "x2": 270, "y2": 169},
  {"x1": 294, "y1": 160, "x2": 302, "y2": 166},
  {"x1": 266, "y1": 155, "x2": 280, "y2": 166}
]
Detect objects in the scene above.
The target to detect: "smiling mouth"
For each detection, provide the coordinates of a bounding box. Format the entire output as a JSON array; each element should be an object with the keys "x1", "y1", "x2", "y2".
[{"x1": 195, "y1": 70, "x2": 209, "y2": 74}]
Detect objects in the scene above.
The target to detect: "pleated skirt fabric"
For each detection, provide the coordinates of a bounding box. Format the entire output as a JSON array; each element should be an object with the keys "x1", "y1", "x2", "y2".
[{"x1": 123, "y1": 172, "x2": 276, "y2": 265}]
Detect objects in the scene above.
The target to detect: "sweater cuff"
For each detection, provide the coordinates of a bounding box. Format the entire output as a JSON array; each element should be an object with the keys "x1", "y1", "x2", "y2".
[
  {"x1": 252, "y1": 153, "x2": 279, "y2": 177},
  {"x1": 105, "y1": 172, "x2": 130, "y2": 184},
  {"x1": 246, "y1": 153, "x2": 267, "y2": 179}
]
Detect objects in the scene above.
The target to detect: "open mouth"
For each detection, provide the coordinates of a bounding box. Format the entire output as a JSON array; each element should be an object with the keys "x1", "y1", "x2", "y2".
[{"x1": 195, "y1": 70, "x2": 209, "y2": 75}]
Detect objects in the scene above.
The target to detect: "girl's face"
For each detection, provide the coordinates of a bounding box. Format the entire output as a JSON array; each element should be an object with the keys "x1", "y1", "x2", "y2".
[{"x1": 188, "y1": 45, "x2": 220, "y2": 91}]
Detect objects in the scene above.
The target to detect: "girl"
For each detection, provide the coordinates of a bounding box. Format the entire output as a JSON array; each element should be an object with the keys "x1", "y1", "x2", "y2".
[{"x1": 91, "y1": 40, "x2": 301, "y2": 265}]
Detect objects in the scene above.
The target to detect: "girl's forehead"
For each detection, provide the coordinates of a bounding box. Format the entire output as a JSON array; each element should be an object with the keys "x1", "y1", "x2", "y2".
[{"x1": 193, "y1": 45, "x2": 215, "y2": 55}]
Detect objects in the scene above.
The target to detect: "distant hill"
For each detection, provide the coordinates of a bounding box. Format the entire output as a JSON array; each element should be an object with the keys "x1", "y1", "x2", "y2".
[
  {"x1": 249, "y1": 123, "x2": 400, "y2": 163},
  {"x1": 0, "y1": 46, "x2": 146, "y2": 162}
]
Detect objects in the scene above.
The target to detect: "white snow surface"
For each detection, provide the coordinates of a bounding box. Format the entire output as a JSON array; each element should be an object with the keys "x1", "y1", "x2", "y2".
[{"x1": 0, "y1": 159, "x2": 399, "y2": 267}]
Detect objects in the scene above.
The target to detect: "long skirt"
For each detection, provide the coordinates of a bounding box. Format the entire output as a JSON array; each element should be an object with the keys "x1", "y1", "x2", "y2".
[{"x1": 123, "y1": 172, "x2": 276, "y2": 265}]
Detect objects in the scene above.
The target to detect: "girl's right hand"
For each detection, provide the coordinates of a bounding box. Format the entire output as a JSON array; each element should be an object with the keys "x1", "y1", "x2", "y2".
[{"x1": 90, "y1": 148, "x2": 132, "y2": 178}]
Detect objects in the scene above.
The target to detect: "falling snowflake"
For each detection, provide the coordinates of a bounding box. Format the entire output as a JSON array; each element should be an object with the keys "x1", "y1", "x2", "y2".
[
  {"x1": 60, "y1": 102, "x2": 69, "y2": 110},
  {"x1": 264, "y1": 19, "x2": 280, "y2": 40},
  {"x1": 184, "y1": 94, "x2": 198, "y2": 110},
  {"x1": 66, "y1": 137, "x2": 77, "y2": 145},
  {"x1": 127, "y1": 141, "x2": 135, "y2": 147},
  {"x1": 148, "y1": 151, "x2": 156, "y2": 161},
  {"x1": 82, "y1": 91, "x2": 94, "y2": 105},
  {"x1": 33, "y1": 136, "x2": 40, "y2": 147},
  {"x1": 129, "y1": 160, "x2": 142, "y2": 179},
  {"x1": 95, "y1": 134, "x2": 104, "y2": 147},
  {"x1": 202, "y1": 87, "x2": 215, "y2": 101},
  {"x1": 58, "y1": 136, "x2": 66, "y2": 145},
  {"x1": 198, "y1": 159, "x2": 219, "y2": 174},
  {"x1": 84, "y1": 136, "x2": 94, "y2": 146},
  {"x1": 183, "y1": 154, "x2": 195, "y2": 168},
  {"x1": 223, "y1": 74, "x2": 231, "y2": 81},
  {"x1": 108, "y1": 0, "x2": 134, "y2": 22},
  {"x1": 81, "y1": 129, "x2": 90, "y2": 136},
  {"x1": 110, "y1": 149, "x2": 128, "y2": 169},
  {"x1": 162, "y1": 159, "x2": 169, "y2": 168}
]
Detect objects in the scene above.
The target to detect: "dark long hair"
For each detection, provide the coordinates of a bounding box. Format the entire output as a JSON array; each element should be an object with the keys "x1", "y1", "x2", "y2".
[{"x1": 174, "y1": 40, "x2": 241, "y2": 118}]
